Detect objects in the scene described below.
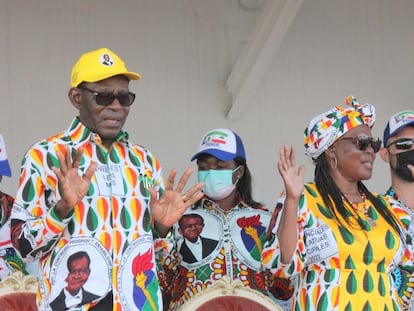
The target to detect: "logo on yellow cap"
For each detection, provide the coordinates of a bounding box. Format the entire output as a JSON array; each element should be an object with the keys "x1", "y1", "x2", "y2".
[{"x1": 71, "y1": 48, "x2": 141, "y2": 87}]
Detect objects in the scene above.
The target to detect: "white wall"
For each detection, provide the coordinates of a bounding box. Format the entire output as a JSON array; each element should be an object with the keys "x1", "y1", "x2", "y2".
[{"x1": 1, "y1": 0, "x2": 413, "y2": 209}]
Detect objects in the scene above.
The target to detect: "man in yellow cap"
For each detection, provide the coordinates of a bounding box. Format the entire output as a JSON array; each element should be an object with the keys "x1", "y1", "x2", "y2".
[{"x1": 10, "y1": 48, "x2": 204, "y2": 311}]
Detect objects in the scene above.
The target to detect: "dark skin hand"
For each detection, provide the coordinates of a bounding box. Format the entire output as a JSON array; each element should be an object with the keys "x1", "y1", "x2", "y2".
[
  {"x1": 151, "y1": 168, "x2": 204, "y2": 237},
  {"x1": 51, "y1": 146, "x2": 204, "y2": 235},
  {"x1": 52, "y1": 146, "x2": 97, "y2": 219}
]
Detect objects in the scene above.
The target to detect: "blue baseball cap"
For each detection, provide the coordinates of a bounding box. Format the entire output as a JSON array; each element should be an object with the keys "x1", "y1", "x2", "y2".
[
  {"x1": 191, "y1": 128, "x2": 246, "y2": 161},
  {"x1": 383, "y1": 110, "x2": 414, "y2": 146}
]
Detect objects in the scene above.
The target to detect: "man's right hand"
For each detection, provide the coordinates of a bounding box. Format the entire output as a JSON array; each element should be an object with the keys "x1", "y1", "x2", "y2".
[{"x1": 52, "y1": 146, "x2": 97, "y2": 219}]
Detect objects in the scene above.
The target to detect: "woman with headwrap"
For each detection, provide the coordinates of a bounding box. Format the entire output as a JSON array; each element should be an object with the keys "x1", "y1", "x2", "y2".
[{"x1": 262, "y1": 96, "x2": 414, "y2": 310}]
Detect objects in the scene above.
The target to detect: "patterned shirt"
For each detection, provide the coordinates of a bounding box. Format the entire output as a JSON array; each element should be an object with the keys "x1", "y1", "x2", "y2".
[
  {"x1": 11, "y1": 117, "x2": 165, "y2": 311},
  {"x1": 385, "y1": 186, "x2": 414, "y2": 311},
  {"x1": 263, "y1": 183, "x2": 413, "y2": 311},
  {"x1": 0, "y1": 190, "x2": 28, "y2": 281},
  {"x1": 156, "y1": 197, "x2": 293, "y2": 310}
]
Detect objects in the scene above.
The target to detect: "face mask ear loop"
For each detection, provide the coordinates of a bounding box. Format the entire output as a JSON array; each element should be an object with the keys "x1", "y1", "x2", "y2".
[
  {"x1": 233, "y1": 166, "x2": 241, "y2": 185},
  {"x1": 232, "y1": 166, "x2": 241, "y2": 174}
]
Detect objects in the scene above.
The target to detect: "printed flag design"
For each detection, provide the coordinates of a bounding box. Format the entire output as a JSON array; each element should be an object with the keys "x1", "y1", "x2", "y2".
[
  {"x1": 237, "y1": 215, "x2": 266, "y2": 261},
  {"x1": 132, "y1": 248, "x2": 158, "y2": 310}
]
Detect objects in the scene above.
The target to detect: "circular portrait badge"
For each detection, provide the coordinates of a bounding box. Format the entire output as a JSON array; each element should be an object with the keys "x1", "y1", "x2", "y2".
[
  {"x1": 118, "y1": 234, "x2": 162, "y2": 311},
  {"x1": 175, "y1": 209, "x2": 223, "y2": 270},
  {"x1": 47, "y1": 237, "x2": 112, "y2": 310},
  {"x1": 229, "y1": 209, "x2": 271, "y2": 270}
]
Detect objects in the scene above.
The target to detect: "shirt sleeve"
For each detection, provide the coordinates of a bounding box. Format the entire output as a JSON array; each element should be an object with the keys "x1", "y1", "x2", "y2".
[
  {"x1": 10, "y1": 145, "x2": 71, "y2": 259},
  {"x1": 262, "y1": 191, "x2": 309, "y2": 279},
  {"x1": 0, "y1": 192, "x2": 14, "y2": 227}
]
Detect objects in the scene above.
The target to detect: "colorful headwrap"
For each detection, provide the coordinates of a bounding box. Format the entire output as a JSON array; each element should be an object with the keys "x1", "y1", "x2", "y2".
[{"x1": 304, "y1": 95, "x2": 376, "y2": 161}]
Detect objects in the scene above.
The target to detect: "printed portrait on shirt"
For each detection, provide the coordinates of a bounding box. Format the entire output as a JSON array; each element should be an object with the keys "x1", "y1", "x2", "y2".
[
  {"x1": 176, "y1": 210, "x2": 222, "y2": 268},
  {"x1": 47, "y1": 237, "x2": 111, "y2": 310}
]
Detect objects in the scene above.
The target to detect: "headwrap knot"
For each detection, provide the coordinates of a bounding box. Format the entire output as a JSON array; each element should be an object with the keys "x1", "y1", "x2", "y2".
[{"x1": 304, "y1": 95, "x2": 376, "y2": 161}]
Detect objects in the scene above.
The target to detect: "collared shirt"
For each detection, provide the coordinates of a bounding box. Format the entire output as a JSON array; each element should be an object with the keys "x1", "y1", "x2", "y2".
[
  {"x1": 11, "y1": 117, "x2": 165, "y2": 311},
  {"x1": 64, "y1": 288, "x2": 82, "y2": 309},
  {"x1": 184, "y1": 237, "x2": 202, "y2": 261}
]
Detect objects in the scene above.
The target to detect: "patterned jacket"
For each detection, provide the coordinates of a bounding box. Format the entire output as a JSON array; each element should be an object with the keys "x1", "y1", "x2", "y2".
[{"x1": 11, "y1": 117, "x2": 165, "y2": 311}]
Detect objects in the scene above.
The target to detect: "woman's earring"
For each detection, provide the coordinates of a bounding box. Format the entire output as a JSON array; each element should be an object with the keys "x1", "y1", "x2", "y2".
[{"x1": 330, "y1": 157, "x2": 338, "y2": 169}]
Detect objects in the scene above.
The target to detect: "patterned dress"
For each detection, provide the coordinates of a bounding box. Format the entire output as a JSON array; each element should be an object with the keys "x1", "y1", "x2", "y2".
[
  {"x1": 262, "y1": 183, "x2": 413, "y2": 311},
  {"x1": 0, "y1": 190, "x2": 28, "y2": 281},
  {"x1": 156, "y1": 197, "x2": 293, "y2": 310},
  {"x1": 11, "y1": 117, "x2": 165, "y2": 311}
]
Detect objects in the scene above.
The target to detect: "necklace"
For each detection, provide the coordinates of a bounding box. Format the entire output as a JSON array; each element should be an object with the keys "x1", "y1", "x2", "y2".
[
  {"x1": 341, "y1": 191, "x2": 376, "y2": 227},
  {"x1": 362, "y1": 204, "x2": 376, "y2": 227}
]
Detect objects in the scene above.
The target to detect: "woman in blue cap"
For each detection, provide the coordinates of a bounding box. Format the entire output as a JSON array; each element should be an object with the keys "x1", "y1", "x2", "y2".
[{"x1": 156, "y1": 128, "x2": 293, "y2": 310}]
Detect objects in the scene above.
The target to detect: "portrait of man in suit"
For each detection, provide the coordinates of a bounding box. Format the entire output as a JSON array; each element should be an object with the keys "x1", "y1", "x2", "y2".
[
  {"x1": 50, "y1": 251, "x2": 100, "y2": 310},
  {"x1": 178, "y1": 213, "x2": 219, "y2": 263},
  {"x1": 102, "y1": 53, "x2": 113, "y2": 66}
]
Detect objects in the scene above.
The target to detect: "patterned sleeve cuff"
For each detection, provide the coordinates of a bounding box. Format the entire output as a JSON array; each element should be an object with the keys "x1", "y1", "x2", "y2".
[{"x1": 47, "y1": 205, "x2": 74, "y2": 233}]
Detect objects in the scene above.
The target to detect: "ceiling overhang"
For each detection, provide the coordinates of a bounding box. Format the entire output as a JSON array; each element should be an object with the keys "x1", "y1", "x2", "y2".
[{"x1": 225, "y1": 0, "x2": 303, "y2": 120}]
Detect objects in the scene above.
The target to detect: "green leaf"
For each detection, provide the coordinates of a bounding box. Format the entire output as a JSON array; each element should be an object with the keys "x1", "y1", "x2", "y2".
[
  {"x1": 363, "y1": 270, "x2": 374, "y2": 293},
  {"x1": 338, "y1": 225, "x2": 354, "y2": 245},
  {"x1": 385, "y1": 229, "x2": 396, "y2": 249},
  {"x1": 345, "y1": 255, "x2": 356, "y2": 269},
  {"x1": 363, "y1": 242, "x2": 373, "y2": 265},
  {"x1": 346, "y1": 270, "x2": 357, "y2": 294},
  {"x1": 317, "y1": 202, "x2": 334, "y2": 219}
]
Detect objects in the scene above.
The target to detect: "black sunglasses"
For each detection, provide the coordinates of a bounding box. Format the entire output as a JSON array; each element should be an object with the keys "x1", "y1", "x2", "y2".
[
  {"x1": 339, "y1": 135, "x2": 382, "y2": 153},
  {"x1": 78, "y1": 85, "x2": 135, "y2": 107},
  {"x1": 386, "y1": 138, "x2": 414, "y2": 150}
]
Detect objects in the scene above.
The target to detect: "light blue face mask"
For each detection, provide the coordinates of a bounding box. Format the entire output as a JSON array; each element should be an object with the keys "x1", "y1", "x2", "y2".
[{"x1": 197, "y1": 166, "x2": 240, "y2": 200}]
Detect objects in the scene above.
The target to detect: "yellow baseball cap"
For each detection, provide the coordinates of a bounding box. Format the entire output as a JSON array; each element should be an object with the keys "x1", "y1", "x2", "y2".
[{"x1": 70, "y1": 47, "x2": 141, "y2": 87}]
